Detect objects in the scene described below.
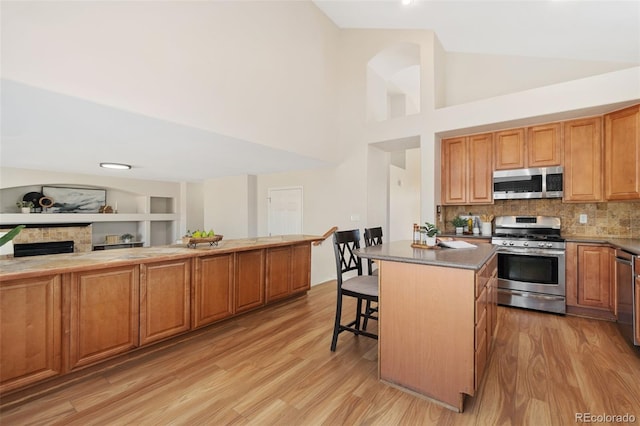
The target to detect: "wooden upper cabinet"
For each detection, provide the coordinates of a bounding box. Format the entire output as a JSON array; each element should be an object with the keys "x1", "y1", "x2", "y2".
[
  {"x1": 69, "y1": 265, "x2": 139, "y2": 370},
  {"x1": 441, "y1": 134, "x2": 493, "y2": 205},
  {"x1": 193, "y1": 253, "x2": 234, "y2": 328},
  {"x1": 140, "y1": 259, "x2": 191, "y2": 346},
  {"x1": 527, "y1": 123, "x2": 562, "y2": 167},
  {"x1": 235, "y1": 249, "x2": 265, "y2": 313},
  {"x1": 563, "y1": 117, "x2": 603, "y2": 202},
  {"x1": 605, "y1": 105, "x2": 640, "y2": 201},
  {"x1": 494, "y1": 125, "x2": 560, "y2": 170},
  {"x1": 468, "y1": 133, "x2": 494, "y2": 204},
  {"x1": 441, "y1": 137, "x2": 467, "y2": 205},
  {"x1": 494, "y1": 128, "x2": 525, "y2": 170},
  {"x1": 1, "y1": 275, "x2": 62, "y2": 393}
]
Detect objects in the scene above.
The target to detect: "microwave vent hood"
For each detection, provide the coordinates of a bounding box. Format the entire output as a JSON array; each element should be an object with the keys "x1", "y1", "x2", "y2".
[{"x1": 493, "y1": 166, "x2": 563, "y2": 200}]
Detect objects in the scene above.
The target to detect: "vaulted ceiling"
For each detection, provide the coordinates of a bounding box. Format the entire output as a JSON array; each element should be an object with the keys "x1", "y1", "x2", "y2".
[{"x1": 2, "y1": 1, "x2": 638, "y2": 183}]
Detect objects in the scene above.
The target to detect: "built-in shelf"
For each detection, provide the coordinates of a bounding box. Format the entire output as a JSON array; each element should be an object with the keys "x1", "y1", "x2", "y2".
[
  {"x1": 93, "y1": 241, "x2": 144, "y2": 251},
  {"x1": 0, "y1": 213, "x2": 177, "y2": 225}
]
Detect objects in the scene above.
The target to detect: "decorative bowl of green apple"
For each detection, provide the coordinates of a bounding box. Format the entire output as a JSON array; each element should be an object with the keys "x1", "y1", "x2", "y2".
[{"x1": 183, "y1": 230, "x2": 223, "y2": 248}]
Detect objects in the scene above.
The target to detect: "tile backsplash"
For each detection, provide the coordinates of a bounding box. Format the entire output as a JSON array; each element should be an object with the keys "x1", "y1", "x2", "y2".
[{"x1": 441, "y1": 199, "x2": 640, "y2": 238}]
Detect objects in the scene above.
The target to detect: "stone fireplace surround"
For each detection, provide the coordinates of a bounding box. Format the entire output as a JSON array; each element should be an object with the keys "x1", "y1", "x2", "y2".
[{"x1": 0, "y1": 223, "x2": 92, "y2": 256}]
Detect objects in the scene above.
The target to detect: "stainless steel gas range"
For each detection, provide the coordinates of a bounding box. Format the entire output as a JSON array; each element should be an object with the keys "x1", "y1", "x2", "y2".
[{"x1": 491, "y1": 216, "x2": 566, "y2": 314}]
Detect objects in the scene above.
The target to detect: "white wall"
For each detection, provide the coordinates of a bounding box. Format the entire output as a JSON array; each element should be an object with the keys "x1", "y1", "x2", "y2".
[
  {"x1": 203, "y1": 175, "x2": 257, "y2": 239},
  {"x1": 389, "y1": 148, "x2": 421, "y2": 242},
  {"x1": 0, "y1": 167, "x2": 180, "y2": 200},
  {"x1": 444, "y1": 52, "x2": 637, "y2": 106},
  {"x1": 1, "y1": 1, "x2": 341, "y2": 164}
]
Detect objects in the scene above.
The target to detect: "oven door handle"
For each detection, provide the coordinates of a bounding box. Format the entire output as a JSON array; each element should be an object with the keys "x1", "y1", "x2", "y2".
[{"x1": 498, "y1": 289, "x2": 565, "y2": 301}]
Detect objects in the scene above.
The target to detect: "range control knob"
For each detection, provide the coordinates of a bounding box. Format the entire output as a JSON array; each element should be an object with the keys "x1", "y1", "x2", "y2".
[
  {"x1": 523, "y1": 241, "x2": 529, "y2": 247},
  {"x1": 502, "y1": 241, "x2": 508, "y2": 246},
  {"x1": 538, "y1": 242, "x2": 545, "y2": 248},
  {"x1": 509, "y1": 241, "x2": 515, "y2": 246}
]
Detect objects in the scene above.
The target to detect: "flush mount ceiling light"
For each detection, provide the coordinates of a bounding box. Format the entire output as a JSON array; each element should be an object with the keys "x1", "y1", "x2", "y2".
[
  {"x1": 100, "y1": 162, "x2": 131, "y2": 170},
  {"x1": 401, "y1": 0, "x2": 413, "y2": 5}
]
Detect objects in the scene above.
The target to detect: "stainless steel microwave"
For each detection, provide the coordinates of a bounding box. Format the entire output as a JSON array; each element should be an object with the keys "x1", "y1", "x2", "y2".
[{"x1": 493, "y1": 166, "x2": 563, "y2": 200}]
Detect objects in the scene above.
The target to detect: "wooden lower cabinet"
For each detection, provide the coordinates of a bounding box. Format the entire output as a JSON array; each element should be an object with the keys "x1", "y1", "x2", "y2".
[
  {"x1": 1, "y1": 240, "x2": 317, "y2": 396},
  {"x1": 266, "y1": 246, "x2": 292, "y2": 302},
  {"x1": 635, "y1": 256, "x2": 640, "y2": 345},
  {"x1": 193, "y1": 253, "x2": 234, "y2": 328},
  {"x1": 291, "y1": 243, "x2": 311, "y2": 294},
  {"x1": 566, "y1": 243, "x2": 614, "y2": 319},
  {"x1": 140, "y1": 259, "x2": 191, "y2": 346},
  {"x1": 474, "y1": 254, "x2": 497, "y2": 389},
  {"x1": 0, "y1": 275, "x2": 62, "y2": 393},
  {"x1": 69, "y1": 265, "x2": 140, "y2": 370},
  {"x1": 235, "y1": 249, "x2": 265, "y2": 313},
  {"x1": 266, "y1": 243, "x2": 312, "y2": 302}
]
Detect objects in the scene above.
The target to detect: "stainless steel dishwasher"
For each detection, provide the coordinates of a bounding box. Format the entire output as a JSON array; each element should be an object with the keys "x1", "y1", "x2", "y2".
[{"x1": 615, "y1": 249, "x2": 637, "y2": 347}]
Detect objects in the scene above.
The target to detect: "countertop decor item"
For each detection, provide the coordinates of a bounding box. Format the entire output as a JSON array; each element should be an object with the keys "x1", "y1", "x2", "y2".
[
  {"x1": 420, "y1": 222, "x2": 439, "y2": 246},
  {"x1": 121, "y1": 233, "x2": 135, "y2": 243},
  {"x1": 452, "y1": 216, "x2": 466, "y2": 234},
  {"x1": 185, "y1": 235, "x2": 223, "y2": 248}
]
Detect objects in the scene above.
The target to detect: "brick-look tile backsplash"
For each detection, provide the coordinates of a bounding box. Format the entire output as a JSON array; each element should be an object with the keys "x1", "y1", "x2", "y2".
[
  {"x1": 441, "y1": 200, "x2": 640, "y2": 238},
  {"x1": 1, "y1": 225, "x2": 92, "y2": 253}
]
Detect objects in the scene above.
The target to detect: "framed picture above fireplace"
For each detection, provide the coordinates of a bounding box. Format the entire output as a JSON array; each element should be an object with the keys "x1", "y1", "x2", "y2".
[{"x1": 41, "y1": 186, "x2": 106, "y2": 213}]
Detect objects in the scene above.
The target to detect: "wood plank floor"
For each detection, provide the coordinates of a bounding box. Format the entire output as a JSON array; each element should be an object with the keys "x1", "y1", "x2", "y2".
[{"x1": 1, "y1": 281, "x2": 639, "y2": 425}]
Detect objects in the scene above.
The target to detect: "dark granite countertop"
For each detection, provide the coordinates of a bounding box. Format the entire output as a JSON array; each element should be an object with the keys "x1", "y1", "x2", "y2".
[{"x1": 356, "y1": 240, "x2": 496, "y2": 271}]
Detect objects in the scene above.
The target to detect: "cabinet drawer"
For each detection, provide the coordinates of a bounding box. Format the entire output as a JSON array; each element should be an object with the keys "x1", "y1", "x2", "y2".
[
  {"x1": 475, "y1": 308, "x2": 487, "y2": 350},
  {"x1": 475, "y1": 286, "x2": 487, "y2": 324},
  {"x1": 475, "y1": 330, "x2": 488, "y2": 389},
  {"x1": 476, "y1": 266, "x2": 488, "y2": 296}
]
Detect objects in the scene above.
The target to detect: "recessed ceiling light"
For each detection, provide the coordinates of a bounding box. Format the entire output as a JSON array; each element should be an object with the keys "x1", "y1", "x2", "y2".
[
  {"x1": 401, "y1": 0, "x2": 413, "y2": 5},
  {"x1": 100, "y1": 162, "x2": 131, "y2": 170}
]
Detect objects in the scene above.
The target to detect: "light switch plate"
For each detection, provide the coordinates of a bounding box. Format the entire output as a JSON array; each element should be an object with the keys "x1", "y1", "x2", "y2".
[{"x1": 579, "y1": 214, "x2": 588, "y2": 224}]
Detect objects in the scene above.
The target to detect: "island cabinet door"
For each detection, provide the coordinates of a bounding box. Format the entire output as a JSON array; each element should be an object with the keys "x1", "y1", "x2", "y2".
[
  {"x1": 192, "y1": 253, "x2": 234, "y2": 328},
  {"x1": 235, "y1": 249, "x2": 265, "y2": 313},
  {"x1": 290, "y1": 243, "x2": 311, "y2": 294},
  {"x1": 68, "y1": 265, "x2": 139, "y2": 371},
  {"x1": 1, "y1": 275, "x2": 62, "y2": 394},
  {"x1": 266, "y1": 246, "x2": 292, "y2": 303},
  {"x1": 140, "y1": 259, "x2": 191, "y2": 346}
]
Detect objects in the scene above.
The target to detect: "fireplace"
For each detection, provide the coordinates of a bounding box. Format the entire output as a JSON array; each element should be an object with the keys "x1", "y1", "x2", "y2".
[
  {"x1": 0, "y1": 223, "x2": 91, "y2": 255},
  {"x1": 13, "y1": 240, "x2": 75, "y2": 257}
]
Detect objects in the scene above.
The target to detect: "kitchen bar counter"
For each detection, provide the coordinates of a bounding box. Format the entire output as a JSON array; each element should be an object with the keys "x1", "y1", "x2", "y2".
[
  {"x1": 0, "y1": 235, "x2": 321, "y2": 281},
  {"x1": 356, "y1": 241, "x2": 498, "y2": 412},
  {"x1": 356, "y1": 239, "x2": 496, "y2": 270},
  {"x1": 0, "y1": 234, "x2": 322, "y2": 396}
]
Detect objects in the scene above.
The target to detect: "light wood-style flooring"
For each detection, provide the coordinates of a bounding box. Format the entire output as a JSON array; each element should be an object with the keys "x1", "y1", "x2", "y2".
[{"x1": 1, "y1": 281, "x2": 639, "y2": 425}]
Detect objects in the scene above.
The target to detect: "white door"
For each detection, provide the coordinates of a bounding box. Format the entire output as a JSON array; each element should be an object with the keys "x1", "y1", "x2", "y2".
[{"x1": 268, "y1": 187, "x2": 303, "y2": 236}]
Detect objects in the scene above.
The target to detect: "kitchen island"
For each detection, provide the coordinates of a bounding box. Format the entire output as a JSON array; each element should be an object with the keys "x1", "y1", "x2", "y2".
[
  {"x1": 0, "y1": 235, "x2": 320, "y2": 396},
  {"x1": 357, "y1": 240, "x2": 498, "y2": 412}
]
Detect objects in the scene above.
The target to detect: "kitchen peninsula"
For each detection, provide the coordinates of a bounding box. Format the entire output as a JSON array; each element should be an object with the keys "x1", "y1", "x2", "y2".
[
  {"x1": 357, "y1": 241, "x2": 498, "y2": 412},
  {"x1": 0, "y1": 235, "x2": 320, "y2": 396}
]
